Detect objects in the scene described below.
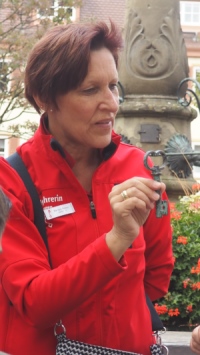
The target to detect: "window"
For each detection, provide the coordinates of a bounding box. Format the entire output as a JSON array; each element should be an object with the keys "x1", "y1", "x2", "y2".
[
  {"x1": 38, "y1": 1, "x2": 76, "y2": 21},
  {"x1": 180, "y1": 1, "x2": 200, "y2": 25},
  {"x1": 0, "y1": 139, "x2": 5, "y2": 157}
]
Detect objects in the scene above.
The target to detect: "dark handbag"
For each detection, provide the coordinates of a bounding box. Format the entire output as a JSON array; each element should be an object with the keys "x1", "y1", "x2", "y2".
[
  {"x1": 55, "y1": 321, "x2": 141, "y2": 355},
  {"x1": 7, "y1": 153, "x2": 169, "y2": 355},
  {"x1": 54, "y1": 320, "x2": 169, "y2": 355},
  {"x1": 56, "y1": 334, "x2": 141, "y2": 355}
]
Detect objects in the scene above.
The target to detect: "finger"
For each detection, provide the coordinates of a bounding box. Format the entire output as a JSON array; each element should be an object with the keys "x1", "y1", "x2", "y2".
[
  {"x1": 110, "y1": 179, "x2": 161, "y2": 209},
  {"x1": 111, "y1": 177, "x2": 165, "y2": 198},
  {"x1": 127, "y1": 184, "x2": 160, "y2": 202},
  {"x1": 110, "y1": 190, "x2": 156, "y2": 217},
  {"x1": 125, "y1": 177, "x2": 165, "y2": 191},
  {"x1": 124, "y1": 190, "x2": 158, "y2": 210}
]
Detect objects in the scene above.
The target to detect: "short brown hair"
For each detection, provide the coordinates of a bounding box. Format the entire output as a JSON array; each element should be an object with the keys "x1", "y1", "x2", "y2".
[{"x1": 25, "y1": 21, "x2": 123, "y2": 113}]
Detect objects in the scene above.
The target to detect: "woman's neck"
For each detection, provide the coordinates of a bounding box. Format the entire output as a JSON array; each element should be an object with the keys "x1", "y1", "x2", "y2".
[{"x1": 71, "y1": 149, "x2": 102, "y2": 192}]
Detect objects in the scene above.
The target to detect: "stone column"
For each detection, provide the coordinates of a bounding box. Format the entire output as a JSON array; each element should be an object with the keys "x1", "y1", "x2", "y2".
[{"x1": 117, "y1": 0, "x2": 197, "y2": 200}]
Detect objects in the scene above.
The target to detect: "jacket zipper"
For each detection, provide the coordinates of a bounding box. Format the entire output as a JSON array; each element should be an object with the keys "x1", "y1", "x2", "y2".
[{"x1": 90, "y1": 201, "x2": 97, "y2": 219}]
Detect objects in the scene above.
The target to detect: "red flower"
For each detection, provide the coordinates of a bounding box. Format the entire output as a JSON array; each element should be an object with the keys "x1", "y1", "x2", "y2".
[
  {"x1": 192, "y1": 184, "x2": 200, "y2": 191},
  {"x1": 183, "y1": 280, "x2": 188, "y2": 288},
  {"x1": 183, "y1": 278, "x2": 191, "y2": 289},
  {"x1": 168, "y1": 308, "x2": 180, "y2": 317},
  {"x1": 169, "y1": 202, "x2": 176, "y2": 210},
  {"x1": 176, "y1": 236, "x2": 188, "y2": 244},
  {"x1": 191, "y1": 261, "x2": 200, "y2": 274},
  {"x1": 154, "y1": 304, "x2": 168, "y2": 315},
  {"x1": 186, "y1": 305, "x2": 193, "y2": 313},
  {"x1": 191, "y1": 282, "x2": 200, "y2": 290},
  {"x1": 170, "y1": 211, "x2": 181, "y2": 220}
]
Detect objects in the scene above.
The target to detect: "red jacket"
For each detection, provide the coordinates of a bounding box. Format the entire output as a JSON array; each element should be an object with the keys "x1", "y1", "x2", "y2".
[{"x1": 0, "y1": 119, "x2": 173, "y2": 355}]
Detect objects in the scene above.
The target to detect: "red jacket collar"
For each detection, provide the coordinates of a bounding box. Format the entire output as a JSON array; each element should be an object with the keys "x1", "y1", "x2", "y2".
[{"x1": 40, "y1": 113, "x2": 121, "y2": 163}]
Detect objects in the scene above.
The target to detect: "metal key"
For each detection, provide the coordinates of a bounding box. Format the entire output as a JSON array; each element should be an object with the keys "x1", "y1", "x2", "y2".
[{"x1": 143, "y1": 150, "x2": 168, "y2": 218}]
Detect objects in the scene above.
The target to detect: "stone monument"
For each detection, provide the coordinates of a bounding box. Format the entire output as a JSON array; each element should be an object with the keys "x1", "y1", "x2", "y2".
[{"x1": 117, "y1": 0, "x2": 197, "y2": 199}]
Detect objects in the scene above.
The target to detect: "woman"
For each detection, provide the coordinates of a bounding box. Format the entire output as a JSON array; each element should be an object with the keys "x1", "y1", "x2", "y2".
[
  {"x1": 191, "y1": 326, "x2": 200, "y2": 354},
  {"x1": 0, "y1": 21, "x2": 173, "y2": 355}
]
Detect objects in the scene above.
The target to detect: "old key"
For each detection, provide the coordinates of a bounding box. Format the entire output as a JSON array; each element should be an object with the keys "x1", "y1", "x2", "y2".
[{"x1": 143, "y1": 150, "x2": 168, "y2": 218}]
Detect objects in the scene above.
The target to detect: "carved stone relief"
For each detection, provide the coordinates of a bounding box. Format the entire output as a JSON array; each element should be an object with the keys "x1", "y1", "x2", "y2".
[
  {"x1": 125, "y1": 8, "x2": 188, "y2": 80},
  {"x1": 119, "y1": 0, "x2": 189, "y2": 96}
]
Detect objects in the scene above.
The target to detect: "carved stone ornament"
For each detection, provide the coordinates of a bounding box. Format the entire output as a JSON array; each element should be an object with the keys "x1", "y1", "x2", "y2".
[
  {"x1": 119, "y1": 0, "x2": 189, "y2": 96},
  {"x1": 125, "y1": 8, "x2": 187, "y2": 79}
]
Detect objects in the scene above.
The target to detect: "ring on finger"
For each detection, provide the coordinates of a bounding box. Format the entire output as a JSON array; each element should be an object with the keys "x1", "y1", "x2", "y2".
[{"x1": 121, "y1": 190, "x2": 129, "y2": 200}]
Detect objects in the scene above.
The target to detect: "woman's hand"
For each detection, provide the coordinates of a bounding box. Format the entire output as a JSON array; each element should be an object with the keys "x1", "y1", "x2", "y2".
[
  {"x1": 191, "y1": 326, "x2": 200, "y2": 354},
  {"x1": 106, "y1": 177, "x2": 165, "y2": 261}
]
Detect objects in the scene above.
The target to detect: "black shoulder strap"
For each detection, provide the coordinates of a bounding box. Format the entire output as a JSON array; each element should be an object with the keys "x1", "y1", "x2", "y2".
[
  {"x1": 7, "y1": 152, "x2": 52, "y2": 265},
  {"x1": 145, "y1": 294, "x2": 164, "y2": 331}
]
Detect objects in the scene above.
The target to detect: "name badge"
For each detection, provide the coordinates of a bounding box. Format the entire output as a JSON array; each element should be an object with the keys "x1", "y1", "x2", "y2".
[{"x1": 44, "y1": 203, "x2": 75, "y2": 220}]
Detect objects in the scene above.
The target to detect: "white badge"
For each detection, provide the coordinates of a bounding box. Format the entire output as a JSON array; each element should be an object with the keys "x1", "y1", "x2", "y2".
[{"x1": 44, "y1": 203, "x2": 75, "y2": 220}]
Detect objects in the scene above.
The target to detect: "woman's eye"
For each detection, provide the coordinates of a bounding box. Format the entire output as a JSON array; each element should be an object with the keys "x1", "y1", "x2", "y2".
[
  {"x1": 83, "y1": 87, "x2": 97, "y2": 95},
  {"x1": 110, "y1": 84, "x2": 118, "y2": 92}
]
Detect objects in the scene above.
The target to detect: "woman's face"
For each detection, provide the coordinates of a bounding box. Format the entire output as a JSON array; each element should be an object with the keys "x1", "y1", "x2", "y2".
[{"x1": 48, "y1": 47, "x2": 119, "y2": 151}]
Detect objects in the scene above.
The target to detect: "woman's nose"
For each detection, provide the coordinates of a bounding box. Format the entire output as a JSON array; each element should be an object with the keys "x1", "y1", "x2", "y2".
[{"x1": 99, "y1": 88, "x2": 119, "y2": 112}]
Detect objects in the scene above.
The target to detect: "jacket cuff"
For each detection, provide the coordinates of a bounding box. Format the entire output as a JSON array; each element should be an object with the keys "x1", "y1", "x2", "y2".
[{"x1": 93, "y1": 234, "x2": 128, "y2": 273}]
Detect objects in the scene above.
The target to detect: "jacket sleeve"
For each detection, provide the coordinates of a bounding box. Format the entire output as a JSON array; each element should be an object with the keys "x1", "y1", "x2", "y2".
[
  {"x1": 0, "y1": 159, "x2": 126, "y2": 328},
  {"x1": 143, "y1": 191, "x2": 174, "y2": 301}
]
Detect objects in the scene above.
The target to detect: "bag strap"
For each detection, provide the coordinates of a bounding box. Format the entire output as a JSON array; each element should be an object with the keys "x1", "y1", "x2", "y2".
[
  {"x1": 145, "y1": 294, "x2": 164, "y2": 331},
  {"x1": 7, "y1": 152, "x2": 52, "y2": 266},
  {"x1": 6, "y1": 152, "x2": 164, "y2": 331}
]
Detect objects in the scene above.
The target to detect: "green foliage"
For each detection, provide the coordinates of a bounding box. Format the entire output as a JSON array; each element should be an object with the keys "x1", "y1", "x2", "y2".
[
  {"x1": 9, "y1": 119, "x2": 39, "y2": 140},
  {"x1": 154, "y1": 184, "x2": 200, "y2": 330},
  {"x1": 0, "y1": 0, "x2": 81, "y2": 127}
]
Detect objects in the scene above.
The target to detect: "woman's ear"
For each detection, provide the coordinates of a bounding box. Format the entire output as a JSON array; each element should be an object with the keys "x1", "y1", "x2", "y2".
[{"x1": 33, "y1": 96, "x2": 46, "y2": 112}]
